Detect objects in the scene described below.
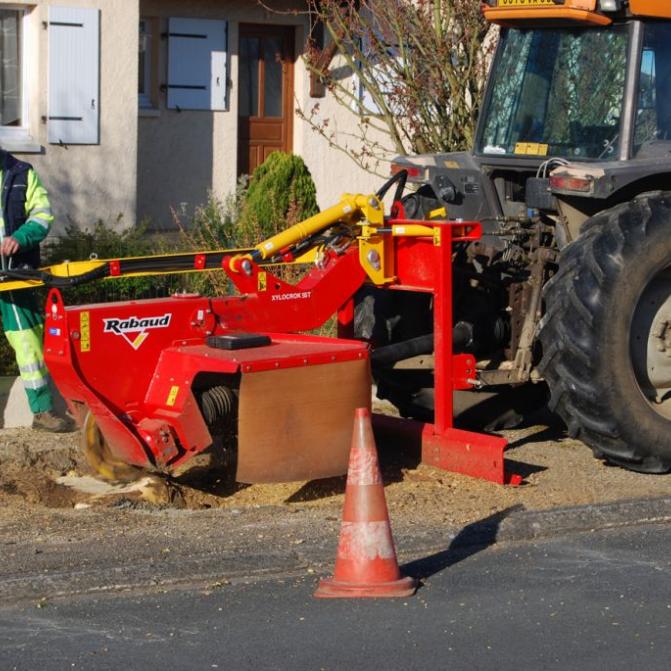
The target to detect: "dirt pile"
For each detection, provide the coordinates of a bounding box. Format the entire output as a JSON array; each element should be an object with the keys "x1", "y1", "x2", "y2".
[
  {"x1": 0, "y1": 430, "x2": 81, "y2": 508},
  {"x1": 1, "y1": 422, "x2": 671, "y2": 529}
]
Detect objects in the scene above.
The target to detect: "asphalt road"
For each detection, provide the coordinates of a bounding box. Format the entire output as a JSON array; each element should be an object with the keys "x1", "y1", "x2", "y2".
[{"x1": 2, "y1": 522, "x2": 671, "y2": 671}]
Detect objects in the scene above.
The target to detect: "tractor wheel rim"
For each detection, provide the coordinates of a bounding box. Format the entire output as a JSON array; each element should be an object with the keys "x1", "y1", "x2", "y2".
[{"x1": 631, "y1": 269, "x2": 671, "y2": 418}]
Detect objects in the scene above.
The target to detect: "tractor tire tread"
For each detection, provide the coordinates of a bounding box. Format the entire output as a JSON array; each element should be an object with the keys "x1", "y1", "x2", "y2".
[{"x1": 539, "y1": 192, "x2": 671, "y2": 473}]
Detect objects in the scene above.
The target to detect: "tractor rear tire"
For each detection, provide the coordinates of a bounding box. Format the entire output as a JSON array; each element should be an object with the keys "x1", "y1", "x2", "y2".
[{"x1": 539, "y1": 191, "x2": 671, "y2": 472}]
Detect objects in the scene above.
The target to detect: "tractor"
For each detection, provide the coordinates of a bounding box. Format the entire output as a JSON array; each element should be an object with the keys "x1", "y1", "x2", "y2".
[{"x1": 379, "y1": 0, "x2": 671, "y2": 473}]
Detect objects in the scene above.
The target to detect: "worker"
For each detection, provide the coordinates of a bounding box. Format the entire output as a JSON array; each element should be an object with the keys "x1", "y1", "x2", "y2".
[{"x1": 0, "y1": 148, "x2": 71, "y2": 432}]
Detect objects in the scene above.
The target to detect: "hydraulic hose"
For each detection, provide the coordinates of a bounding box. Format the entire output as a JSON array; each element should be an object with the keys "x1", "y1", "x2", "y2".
[
  {"x1": 370, "y1": 322, "x2": 474, "y2": 367},
  {"x1": 371, "y1": 334, "x2": 434, "y2": 367},
  {"x1": 0, "y1": 265, "x2": 110, "y2": 288}
]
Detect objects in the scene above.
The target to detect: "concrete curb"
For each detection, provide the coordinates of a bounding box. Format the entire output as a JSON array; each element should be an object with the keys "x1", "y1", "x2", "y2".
[
  {"x1": 496, "y1": 496, "x2": 671, "y2": 541},
  {"x1": 0, "y1": 376, "x2": 67, "y2": 428}
]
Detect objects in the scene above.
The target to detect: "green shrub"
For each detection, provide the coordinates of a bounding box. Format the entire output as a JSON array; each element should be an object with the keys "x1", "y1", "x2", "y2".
[
  {"x1": 43, "y1": 220, "x2": 183, "y2": 305},
  {"x1": 174, "y1": 182, "x2": 249, "y2": 296},
  {"x1": 179, "y1": 180, "x2": 248, "y2": 250},
  {"x1": 45, "y1": 217, "x2": 152, "y2": 262},
  {"x1": 0, "y1": 337, "x2": 17, "y2": 376},
  {"x1": 238, "y1": 152, "x2": 319, "y2": 241}
]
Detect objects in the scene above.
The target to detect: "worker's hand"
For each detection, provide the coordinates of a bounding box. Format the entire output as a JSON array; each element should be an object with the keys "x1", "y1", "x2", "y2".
[{"x1": 1, "y1": 236, "x2": 20, "y2": 256}]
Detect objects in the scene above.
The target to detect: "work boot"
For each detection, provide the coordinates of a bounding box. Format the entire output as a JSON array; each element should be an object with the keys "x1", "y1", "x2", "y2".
[{"x1": 32, "y1": 411, "x2": 76, "y2": 433}]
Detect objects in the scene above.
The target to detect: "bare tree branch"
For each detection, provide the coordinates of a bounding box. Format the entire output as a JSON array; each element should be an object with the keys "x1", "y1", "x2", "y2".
[{"x1": 298, "y1": 0, "x2": 494, "y2": 174}]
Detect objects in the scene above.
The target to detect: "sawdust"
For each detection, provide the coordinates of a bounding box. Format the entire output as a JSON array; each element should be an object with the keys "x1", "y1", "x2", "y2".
[{"x1": 1, "y1": 420, "x2": 671, "y2": 529}]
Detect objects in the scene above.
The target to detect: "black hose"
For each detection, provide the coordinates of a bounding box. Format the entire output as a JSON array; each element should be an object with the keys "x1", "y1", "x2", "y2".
[
  {"x1": 371, "y1": 334, "x2": 434, "y2": 367},
  {"x1": 0, "y1": 265, "x2": 110, "y2": 288},
  {"x1": 371, "y1": 322, "x2": 474, "y2": 367},
  {"x1": 375, "y1": 169, "x2": 408, "y2": 203}
]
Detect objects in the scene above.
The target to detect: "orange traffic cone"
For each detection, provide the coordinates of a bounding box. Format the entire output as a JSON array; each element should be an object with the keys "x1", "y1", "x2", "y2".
[{"x1": 315, "y1": 407, "x2": 417, "y2": 598}]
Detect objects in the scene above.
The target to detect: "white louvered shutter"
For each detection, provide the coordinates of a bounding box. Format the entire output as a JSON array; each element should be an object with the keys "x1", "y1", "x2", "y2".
[
  {"x1": 358, "y1": 74, "x2": 380, "y2": 115},
  {"x1": 167, "y1": 18, "x2": 228, "y2": 111},
  {"x1": 48, "y1": 7, "x2": 100, "y2": 145}
]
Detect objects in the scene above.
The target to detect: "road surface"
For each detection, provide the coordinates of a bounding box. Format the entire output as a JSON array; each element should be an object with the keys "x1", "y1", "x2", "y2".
[{"x1": 2, "y1": 521, "x2": 671, "y2": 671}]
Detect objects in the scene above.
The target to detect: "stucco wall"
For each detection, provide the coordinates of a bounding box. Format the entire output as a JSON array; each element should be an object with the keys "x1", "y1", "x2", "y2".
[
  {"x1": 3, "y1": 0, "x2": 139, "y2": 234},
  {"x1": 293, "y1": 29, "x2": 385, "y2": 208},
  {"x1": 138, "y1": 0, "x2": 385, "y2": 229},
  {"x1": 2, "y1": 0, "x2": 392, "y2": 237}
]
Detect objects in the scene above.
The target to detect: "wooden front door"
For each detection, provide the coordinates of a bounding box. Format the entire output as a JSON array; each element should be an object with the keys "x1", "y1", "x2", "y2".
[{"x1": 238, "y1": 24, "x2": 294, "y2": 175}]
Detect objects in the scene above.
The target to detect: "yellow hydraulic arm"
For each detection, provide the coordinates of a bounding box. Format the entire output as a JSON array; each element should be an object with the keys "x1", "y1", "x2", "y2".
[
  {"x1": 0, "y1": 192, "x2": 387, "y2": 293},
  {"x1": 0, "y1": 167, "x2": 439, "y2": 294}
]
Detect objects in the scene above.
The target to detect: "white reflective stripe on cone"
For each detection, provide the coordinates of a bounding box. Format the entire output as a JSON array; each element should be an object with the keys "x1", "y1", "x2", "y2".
[
  {"x1": 347, "y1": 447, "x2": 382, "y2": 486},
  {"x1": 337, "y1": 521, "x2": 396, "y2": 561}
]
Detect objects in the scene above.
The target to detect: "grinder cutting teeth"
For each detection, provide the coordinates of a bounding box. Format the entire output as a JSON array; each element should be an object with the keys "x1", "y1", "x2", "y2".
[{"x1": 80, "y1": 411, "x2": 142, "y2": 483}]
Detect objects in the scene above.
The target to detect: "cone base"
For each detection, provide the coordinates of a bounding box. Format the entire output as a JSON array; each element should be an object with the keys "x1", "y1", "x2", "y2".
[{"x1": 314, "y1": 575, "x2": 417, "y2": 599}]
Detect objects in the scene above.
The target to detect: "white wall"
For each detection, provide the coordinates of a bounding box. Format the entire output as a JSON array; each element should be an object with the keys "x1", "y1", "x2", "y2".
[
  {"x1": 138, "y1": 0, "x2": 388, "y2": 229},
  {"x1": 2, "y1": 0, "x2": 139, "y2": 233}
]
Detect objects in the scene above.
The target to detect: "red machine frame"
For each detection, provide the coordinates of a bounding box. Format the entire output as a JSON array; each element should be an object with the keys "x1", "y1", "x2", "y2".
[
  {"x1": 366, "y1": 219, "x2": 520, "y2": 486},
  {"x1": 44, "y1": 211, "x2": 520, "y2": 486}
]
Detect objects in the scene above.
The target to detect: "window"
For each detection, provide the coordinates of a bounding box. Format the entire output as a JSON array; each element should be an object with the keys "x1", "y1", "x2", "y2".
[
  {"x1": 139, "y1": 19, "x2": 154, "y2": 109},
  {"x1": 0, "y1": 7, "x2": 37, "y2": 151},
  {"x1": 0, "y1": 8, "x2": 21, "y2": 126},
  {"x1": 354, "y1": 20, "x2": 394, "y2": 116},
  {"x1": 356, "y1": 47, "x2": 400, "y2": 116},
  {"x1": 238, "y1": 33, "x2": 284, "y2": 118},
  {"x1": 478, "y1": 27, "x2": 629, "y2": 160},
  {"x1": 239, "y1": 35, "x2": 259, "y2": 116},
  {"x1": 633, "y1": 24, "x2": 671, "y2": 157}
]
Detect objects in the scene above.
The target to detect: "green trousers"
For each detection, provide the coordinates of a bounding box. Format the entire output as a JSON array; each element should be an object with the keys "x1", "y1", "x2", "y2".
[{"x1": 1, "y1": 290, "x2": 52, "y2": 414}]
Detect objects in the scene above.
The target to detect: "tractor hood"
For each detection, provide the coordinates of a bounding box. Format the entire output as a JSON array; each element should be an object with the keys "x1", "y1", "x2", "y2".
[
  {"x1": 483, "y1": 0, "x2": 612, "y2": 27},
  {"x1": 483, "y1": 0, "x2": 671, "y2": 24}
]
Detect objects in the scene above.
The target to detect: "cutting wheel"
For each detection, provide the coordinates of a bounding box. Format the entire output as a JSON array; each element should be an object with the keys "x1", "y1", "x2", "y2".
[{"x1": 80, "y1": 411, "x2": 142, "y2": 483}]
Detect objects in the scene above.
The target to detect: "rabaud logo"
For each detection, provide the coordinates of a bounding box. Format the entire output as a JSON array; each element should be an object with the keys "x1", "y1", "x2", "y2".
[{"x1": 103, "y1": 313, "x2": 172, "y2": 350}]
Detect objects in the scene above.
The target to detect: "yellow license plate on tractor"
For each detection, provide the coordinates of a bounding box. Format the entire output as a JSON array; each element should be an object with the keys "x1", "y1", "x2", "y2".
[{"x1": 497, "y1": 0, "x2": 554, "y2": 6}]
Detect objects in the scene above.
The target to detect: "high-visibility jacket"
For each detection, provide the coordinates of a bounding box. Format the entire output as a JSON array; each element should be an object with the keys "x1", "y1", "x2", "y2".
[
  {"x1": 0, "y1": 151, "x2": 54, "y2": 270},
  {"x1": 0, "y1": 151, "x2": 54, "y2": 413}
]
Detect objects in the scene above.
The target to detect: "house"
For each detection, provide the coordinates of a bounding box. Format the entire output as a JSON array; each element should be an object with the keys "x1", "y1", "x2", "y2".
[{"x1": 0, "y1": 0, "x2": 382, "y2": 234}]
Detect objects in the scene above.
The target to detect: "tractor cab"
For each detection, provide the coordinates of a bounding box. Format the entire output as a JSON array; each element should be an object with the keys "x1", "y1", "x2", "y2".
[
  {"x1": 395, "y1": 1, "x2": 671, "y2": 238},
  {"x1": 479, "y1": 10, "x2": 671, "y2": 164}
]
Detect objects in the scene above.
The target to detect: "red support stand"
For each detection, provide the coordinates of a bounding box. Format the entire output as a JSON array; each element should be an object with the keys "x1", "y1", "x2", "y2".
[
  {"x1": 337, "y1": 296, "x2": 355, "y2": 339},
  {"x1": 374, "y1": 221, "x2": 522, "y2": 486},
  {"x1": 428, "y1": 223, "x2": 516, "y2": 485}
]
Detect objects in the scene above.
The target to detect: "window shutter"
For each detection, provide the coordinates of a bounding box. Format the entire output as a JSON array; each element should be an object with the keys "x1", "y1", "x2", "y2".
[
  {"x1": 357, "y1": 56, "x2": 406, "y2": 117},
  {"x1": 358, "y1": 74, "x2": 381, "y2": 115},
  {"x1": 48, "y1": 6, "x2": 100, "y2": 145},
  {"x1": 167, "y1": 18, "x2": 228, "y2": 111}
]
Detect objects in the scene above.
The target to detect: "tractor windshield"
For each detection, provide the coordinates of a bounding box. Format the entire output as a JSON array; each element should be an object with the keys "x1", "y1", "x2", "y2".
[{"x1": 478, "y1": 26, "x2": 629, "y2": 161}]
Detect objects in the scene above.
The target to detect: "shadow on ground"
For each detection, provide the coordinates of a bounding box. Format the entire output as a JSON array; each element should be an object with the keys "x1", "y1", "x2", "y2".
[{"x1": 402, "y1": 505, "x2": 525, "y2": 582}]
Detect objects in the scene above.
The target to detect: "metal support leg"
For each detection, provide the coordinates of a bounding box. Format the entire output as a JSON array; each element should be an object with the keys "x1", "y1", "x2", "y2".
[{"x1": 378, "y1": 223, "x2": 520, "y2": 485}]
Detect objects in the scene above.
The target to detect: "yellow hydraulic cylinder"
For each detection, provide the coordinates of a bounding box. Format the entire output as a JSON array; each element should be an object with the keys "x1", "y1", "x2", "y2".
[
  {"x1": 390, "y1": 224, "x2": 434, "y2": 237},
  {"x1": 228, "y1": 193, "x2": 383, "y2": 273},
  {"x1": 249, "y1": 194, "x2": 371, "y2": 261}
]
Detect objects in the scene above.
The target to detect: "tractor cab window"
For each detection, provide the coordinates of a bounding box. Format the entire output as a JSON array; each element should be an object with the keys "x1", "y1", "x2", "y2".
[
  {"x1": 634, "y1": 24, "x2": 671, "y2": 157},
  {"x1": 478, "y1": 27, "x2": 629, "y2": 161}
]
